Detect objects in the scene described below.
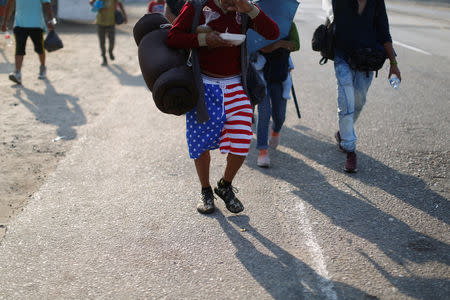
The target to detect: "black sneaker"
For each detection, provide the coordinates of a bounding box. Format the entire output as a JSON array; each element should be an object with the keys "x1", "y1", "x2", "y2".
[
  {"x1": 101, "y1": 55, "x2": 108, "y2": 66},
  {"x1": 197, "y1": 188, "x2": 215, "y2": 214},
  {"x1": 109, "y1": 51, "x2": 115, "y2": 61},
  {"x1": 214, "y1": 180, "x2": 244, "y2": 213}
]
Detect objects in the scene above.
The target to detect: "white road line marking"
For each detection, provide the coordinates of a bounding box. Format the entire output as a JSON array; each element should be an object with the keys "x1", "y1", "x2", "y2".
[
  {"x1": 296, "y1": 200, "x2": 338, "y2": 300},
  {"x1": 393, "y1": 40, "x2": 432, "y2": 55}
]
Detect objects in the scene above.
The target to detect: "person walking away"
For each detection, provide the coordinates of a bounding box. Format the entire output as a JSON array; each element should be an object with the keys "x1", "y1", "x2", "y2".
[
  {"x1": 1, "y1": 0, "x2": 55, "y2": 84},
  {"x1": 256, "y1": 22, "x2": 299, "y2": 168},
  {"x1": 167, "y1": 0, "x2": 279, "y2": 214},
  {"x1": 90, "y1": 0, "x2": 127, "y2": 66},
  {"x1": 148, "y1": 0, "x2": 165, "y2": 14},
  {"x1": 164, "y1": 0, "x2": 186, "y2": 23},
  {"x1": 331, "y1": 0, "x2": 401, "y2": 172}
]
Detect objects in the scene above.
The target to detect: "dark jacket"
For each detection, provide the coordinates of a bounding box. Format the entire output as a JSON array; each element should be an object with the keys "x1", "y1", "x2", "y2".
[{"x1": 332, "y1": 0, "x2": 392, "y2": 57}]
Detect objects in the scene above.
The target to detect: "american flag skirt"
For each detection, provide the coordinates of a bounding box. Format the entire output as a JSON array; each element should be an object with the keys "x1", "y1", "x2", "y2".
[{"x1": 186, "y1": 74, "x2": 253, "y2": 159}]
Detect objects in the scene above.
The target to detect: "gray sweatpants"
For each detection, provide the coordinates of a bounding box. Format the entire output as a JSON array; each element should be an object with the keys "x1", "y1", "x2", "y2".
[{"x1": 97, "y1": 25, "x2": 115, "y2": 57}]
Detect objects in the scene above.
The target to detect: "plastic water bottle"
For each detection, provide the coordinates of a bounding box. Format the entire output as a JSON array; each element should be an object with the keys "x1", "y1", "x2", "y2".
[
  {"x1": 389, "y1": 74, "x2": 400, "y2": 90},
  {"x1": 4, "y1": 32, "x2": 13, "y2": 46}
]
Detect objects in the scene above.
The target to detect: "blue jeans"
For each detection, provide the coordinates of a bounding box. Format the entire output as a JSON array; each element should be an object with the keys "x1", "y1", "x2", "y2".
[
  {"x1": 256, "y1": 81, "x2": 287, "y2": 150},
  {"x1": 334, "y1": 55, "x2": 373, "y2": 152}
]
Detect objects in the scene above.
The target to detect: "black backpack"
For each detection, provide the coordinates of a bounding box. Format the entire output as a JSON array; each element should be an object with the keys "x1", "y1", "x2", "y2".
[
  {"x1": 311, "y1": 18, "x2": 335, "y2": 65},
  {"x1": 263, "y1": 46, "x2": 290, "y2": 83}
]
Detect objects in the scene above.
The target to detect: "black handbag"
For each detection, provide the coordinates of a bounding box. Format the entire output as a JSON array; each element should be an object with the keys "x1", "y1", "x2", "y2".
[
  {"x1": 44, "y1": 30, "x2": 63, "y2": 52},
  {"x1": 311, "y1": 18, "x2": 335, "y2": 65},
  {"x1": 347, "y1": 47, "x2": 387, "y2": 76},
  {"x1": 115, "y1": 10, "x2": 124, "y2": 25}
]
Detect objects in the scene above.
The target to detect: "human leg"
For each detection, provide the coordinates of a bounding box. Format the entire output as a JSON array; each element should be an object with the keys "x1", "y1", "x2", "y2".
[
  {"x1": 353, "y1": 71, "x2": 373, "y2": 123},
  {"x1": 223, "y1": 153, "x2": 246, "y2": 183},
  {"x1": 28, "y1": 28, "x2": 46, "y2": 79},
  {"x1": 194, "y1": 150, "x2": 211, "y2": 188},
  {"x1": 194, "y1": 151, "x2": 215, "y2": 214},
  {"x1": 9, "y1": 27, "x2": 27, "y2": 84},
  {"x1": 186, "y1": 77, "x2": 228, "y2": 213},
  {"x1": 97, "y1": 25, "x2": 107, "y2": 65},
  {"x1": 107, "y1": 25, "x2": 115, "y2": 60},
  {"x1": 256, "y1": 92, "x2": 271, "y2": 150},
  {"x1": 334, "y1": 56, "x2": 357, "y2": 153},
  {"x1": 268, "y1": 81, "x2": 287, "y2": 149},
  {"x1": 215, "y1": 77, "x2": 252, "y2": 213},
  {"x1": 334, "y1": 56, "x2": 358, "y2": 172},
  {"x1": 256, "y1": 90, "x2": 271, "y2": 167},
  {"x1": 215, "y1": 154, "x2": 245, "y2": 212},
  {"x1": 269, "y1": 81, "x2": 287, "y2": 134}
]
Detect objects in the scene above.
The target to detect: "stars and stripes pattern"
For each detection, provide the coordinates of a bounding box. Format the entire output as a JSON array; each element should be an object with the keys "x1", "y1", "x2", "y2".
[{"x1": 186, "y1": 75, "x2": 253, "y2": 159}]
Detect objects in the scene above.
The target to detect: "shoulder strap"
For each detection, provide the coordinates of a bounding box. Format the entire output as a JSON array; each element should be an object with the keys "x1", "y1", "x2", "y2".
[
  {"x1": 189, "y1": 0, "x2": 208, "y2": 33},
  {"x1": 240, "y1": 13, "x2": 250, "y2": 97},
  {"x1": 189, "y1": 0, "x2": 209, "y2": 123}
]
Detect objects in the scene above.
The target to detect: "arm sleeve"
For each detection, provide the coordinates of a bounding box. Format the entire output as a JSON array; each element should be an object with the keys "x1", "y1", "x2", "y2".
[
  {"x1": 249, "y1": 5, "x2": 280, "y2": 41},
  {"x1": 166, "y1": 2, "x2": 201, "y2": 49},
  {"x1": 375, "y1": 0, "x2": 392, "y2": 44},
  {"x1": 289, "y1": 22, "x2": 300, "y2": 51}
]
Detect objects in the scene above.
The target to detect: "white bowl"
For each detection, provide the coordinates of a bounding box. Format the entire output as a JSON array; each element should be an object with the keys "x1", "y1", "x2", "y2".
[{"x1": 219, "y1": 33, "x2": 246, "y2": 46}]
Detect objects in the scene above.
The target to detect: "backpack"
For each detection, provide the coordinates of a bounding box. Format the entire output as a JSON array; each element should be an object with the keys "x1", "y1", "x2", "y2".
[
  {"x1": 311, "y1": 18, "x2": 335, "y2": 65},
  {"x1": 263, "y1": 46, "x2": 290, "y2": 83}
]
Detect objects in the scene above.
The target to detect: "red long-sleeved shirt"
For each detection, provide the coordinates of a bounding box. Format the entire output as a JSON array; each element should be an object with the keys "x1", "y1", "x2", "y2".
[{"x1": 167, "y1": 0, "x2": 279, "y2": 76}]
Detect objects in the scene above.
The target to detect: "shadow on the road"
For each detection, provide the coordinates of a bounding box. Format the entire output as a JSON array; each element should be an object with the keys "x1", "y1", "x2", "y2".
[
  {"x1": 106, "y1": 64, "x2": 144, "y2": 86},
  {"x1": 13, "y1": 80, "x2": 86, "y2": 140},
  {"x1": 287, "y1": 125, "x2": 449, "y2": 226},
  {"x1": 0, "y1": 48, "x2": 12, "y2": 74},
  {"x1": 359, "y1": 251, "x2": 450, "y2": 300},
  {"x1": 244, "y1": 125, "x2": 449, "y2": 297},
  {"x1": 213, "y1": 211, "x2": 374, "y2": 299}
]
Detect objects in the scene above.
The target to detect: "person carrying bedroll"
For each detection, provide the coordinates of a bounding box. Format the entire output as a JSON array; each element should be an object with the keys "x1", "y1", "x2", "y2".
[
  {"x1": 331, "y1": 0, "x2": 401, "y2": 172},
  {"x1": 167, "y1": 0, "x2": 279, "y2": 214}
]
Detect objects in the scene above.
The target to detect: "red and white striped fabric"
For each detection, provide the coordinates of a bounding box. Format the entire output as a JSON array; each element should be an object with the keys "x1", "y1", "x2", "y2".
[{"x1": 219, "y1": 82, "x2": 253, "y2": 156}]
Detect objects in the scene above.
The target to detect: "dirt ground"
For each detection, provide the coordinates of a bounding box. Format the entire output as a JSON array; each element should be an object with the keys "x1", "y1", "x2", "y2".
[{"x1": 0, "y1": 3, "x2": 147, "y2": 239}]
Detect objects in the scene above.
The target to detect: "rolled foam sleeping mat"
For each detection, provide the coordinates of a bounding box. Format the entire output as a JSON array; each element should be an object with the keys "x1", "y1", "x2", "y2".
[
  {"x1": 138, "y1": 29, "x2": 187, "y2": 91},
  {"x1": 152, "y1": 65, "x2": 198, "y2": 115},
  {"x1": 133, "y1": 13, "x2": 171, "y2": 46}
]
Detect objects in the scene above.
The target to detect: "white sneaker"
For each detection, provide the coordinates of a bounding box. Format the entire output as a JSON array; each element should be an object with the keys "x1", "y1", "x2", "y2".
[
  {"x1": 257, "y1": 153, "x2": 270, "y2": 168},
  {"x1": 8, "y1": 71, "x2": 22, "y2": 84},
  {"x1": 38, "y1": 65, "x2": 46, "y2": 79},
  {"x1": 268, "y1": 133, "x2": 280, "y2": 149}
]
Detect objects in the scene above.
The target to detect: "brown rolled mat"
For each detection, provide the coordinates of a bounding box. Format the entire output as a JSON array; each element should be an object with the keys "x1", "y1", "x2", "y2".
[
  {"x1": 133, "y1": 13, "x2": 171, "y2": 46},
  {"x1": 152, "y1": 65, "x2": 198, "y2": 116},
  {"x1": 137, "y1": 29, "x2": 187, "y2": 91}
]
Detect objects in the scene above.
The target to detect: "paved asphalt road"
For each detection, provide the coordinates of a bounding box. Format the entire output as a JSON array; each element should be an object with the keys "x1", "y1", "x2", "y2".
[{"x1": 0, "y1": 0, "x2": 449, "y2": 299}]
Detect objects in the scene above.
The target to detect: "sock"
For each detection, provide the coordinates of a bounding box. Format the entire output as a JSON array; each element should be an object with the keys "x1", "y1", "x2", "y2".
[
  {"x1": 259, "y1": 149, "x2": 268, "y2": 156},
  {"x1": 218, "y1": 178, "x2": 231, "y2": 188},
  {"x1": 271, "y1": 130, "x2": 280, "y2": 137},
  {"x1": 202, "y1": 186, "x2": 212, "y2": 193}
]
